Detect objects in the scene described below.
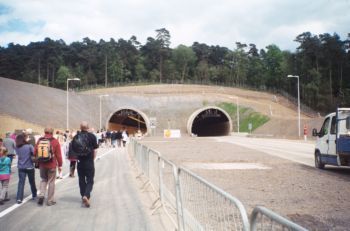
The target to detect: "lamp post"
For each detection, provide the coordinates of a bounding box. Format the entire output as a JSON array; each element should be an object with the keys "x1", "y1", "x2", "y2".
[
  {"x1": 287, "y1": 75, "x2": 300, "y2": 137},
  {"x1": 229, "y1": 96, "x2": 240, "y2": 133},
  {"x1": 99, "y1": 94, "x2": 109, "y2": 130},
  {"x1": 66, "y1": 78, "x2": 80, "y2": 130}
]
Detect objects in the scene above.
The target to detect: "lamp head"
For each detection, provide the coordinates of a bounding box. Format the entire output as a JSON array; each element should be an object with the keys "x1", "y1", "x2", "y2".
[{"x1": 67, "y1": 78, "x2": 81, "y2": 81}]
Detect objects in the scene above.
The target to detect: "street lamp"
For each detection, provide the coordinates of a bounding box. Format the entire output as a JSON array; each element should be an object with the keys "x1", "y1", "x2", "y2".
[
  {"x1": 66, "y1": 78, "x2": 80, "y2": 130},
  {"x1": 287, "y1": 75, "x2": 300, "y2": 137},
  {"x1": 99, "y1": 94, "x2": 109, "y2": 130},
  {"x1": 229, "y1": 96, "x2": 240, "y2": 133}
]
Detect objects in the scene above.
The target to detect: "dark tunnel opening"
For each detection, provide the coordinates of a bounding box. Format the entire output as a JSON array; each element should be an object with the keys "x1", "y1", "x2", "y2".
[
  {"x1": 108, "y1": 109, "x2": 147, "y2": 135},
  {"x1": 191, "y1": 108, "x2": 231, "y2": 137}
]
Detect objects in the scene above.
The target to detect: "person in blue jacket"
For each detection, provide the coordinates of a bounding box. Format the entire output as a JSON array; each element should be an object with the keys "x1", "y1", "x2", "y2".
[
  {"x1": 0, "y1": 146, "x2": 11, "y2": 205},
  {"x1": 15, "y1": 134, "x2": 37, "y2": 204}
]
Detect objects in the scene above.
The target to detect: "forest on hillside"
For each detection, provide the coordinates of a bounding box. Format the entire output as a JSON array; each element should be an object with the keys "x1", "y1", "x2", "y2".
[{"x1": 0, "y1": 28, "x2": 349, "y2": 112}]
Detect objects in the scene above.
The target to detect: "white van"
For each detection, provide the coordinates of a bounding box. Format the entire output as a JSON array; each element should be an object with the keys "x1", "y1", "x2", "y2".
[{"x1": 312, "y1": 108, "x2": 350, "y2": 169}]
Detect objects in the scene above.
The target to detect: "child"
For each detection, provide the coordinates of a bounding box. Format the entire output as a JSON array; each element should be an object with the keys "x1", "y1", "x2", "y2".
[{"x1": 0, "y1": 147, "x2": 11, "y2": 205}]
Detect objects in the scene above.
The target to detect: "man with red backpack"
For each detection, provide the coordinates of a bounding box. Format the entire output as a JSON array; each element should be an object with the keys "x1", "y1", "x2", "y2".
[{"x1": 34, "y1": 127, "x2": 62, "y2": 206}]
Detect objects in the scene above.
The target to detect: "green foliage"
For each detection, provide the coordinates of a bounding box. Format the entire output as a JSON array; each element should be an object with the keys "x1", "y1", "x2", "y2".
[
  {"x1": 0, "y1": 30, "x2": 349, "y2": 112},
  {"x1": 55, "y1": 65, "x2": 71, "y2": 88},
  {"x1": 172, "y1": 45, "x2": 197, "y2": 82},
  {"x1": 217, "y1": 102, "x2": 270, "y2": 132},
  {"x1": 240, "y1": 112, "x2": 270, "y2": 133}
]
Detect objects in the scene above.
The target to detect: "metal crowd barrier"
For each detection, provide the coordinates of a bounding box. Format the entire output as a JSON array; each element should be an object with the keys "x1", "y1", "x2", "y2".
[
  {"x1": 178, "y1": 167, "x2": 250, "y2": 231},
  {"x1": 147, "y1": 149, "x2": 161, "y2": 196},
  {"x1": 156, "y1": 157, "x2": 183, "y2": 229},
  {"x1": 250, "y1": 206, "x2": 308, "y2": 231},
  {"x1": 128, "y1": 139, "x2": 307, "y2": 231}
]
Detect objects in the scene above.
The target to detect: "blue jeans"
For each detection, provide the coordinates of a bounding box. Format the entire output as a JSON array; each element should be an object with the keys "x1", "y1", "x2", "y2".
[{"x1": 17, "y1": 168, "x2": 37, "y2": 201}]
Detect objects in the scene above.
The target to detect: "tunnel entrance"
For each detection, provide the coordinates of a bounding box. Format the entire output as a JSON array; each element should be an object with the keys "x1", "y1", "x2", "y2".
[
  {"x1": 108, "y1": 108, "x2": 148, "y2": 135},
  {"x1": 187, "y1": 107, "x2": 232, "y2": 137}
]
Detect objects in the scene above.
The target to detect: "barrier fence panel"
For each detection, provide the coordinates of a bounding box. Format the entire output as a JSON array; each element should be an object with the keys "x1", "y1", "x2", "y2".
[
  {"x1": 250, "y1": 206, "x2": 308, "y2": 231},
  {"x1": 141, "y1": 144, "x2": 149, "y2": 177},
  {"x1": 147, "y1": 149, "x2": 161, "y2": 195},
  {"x1": 158, "y1": 157, "x2": 183, "y2": 229},
  {"x1": 178, "y1": 167, "x2": 250, "y2": 231},
  {"x1": 129, "y1": 139, "x2": 307, "y2": 231},
  {"x1": 134, "y1": 142, "x2": 142, "y2": 168}
]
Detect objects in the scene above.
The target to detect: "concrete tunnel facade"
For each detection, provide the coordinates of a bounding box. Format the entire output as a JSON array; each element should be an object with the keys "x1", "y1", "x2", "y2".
[
  {"x1": 187, "y1": 106, "x2": 232, "y2": 137},
  {"x1": 105, "y1": 106, "x2": 232, "y2": 137},
  {"x1": 106, "y1": 107, "x2": 150, "y2": 135}
]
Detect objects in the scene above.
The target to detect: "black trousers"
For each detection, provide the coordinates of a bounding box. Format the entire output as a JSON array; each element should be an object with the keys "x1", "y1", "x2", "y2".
[{"x1": 77, "y1": 163, "x2": 95, "y2": 199}]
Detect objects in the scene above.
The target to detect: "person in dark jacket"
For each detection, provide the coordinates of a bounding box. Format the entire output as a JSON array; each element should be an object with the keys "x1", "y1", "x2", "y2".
[
  {"x1": 115, "y1": 130, "x2": 122, "y2": 148},
  {"x1": 75, "y1": 121, "x2": 98, "y2": 208}
]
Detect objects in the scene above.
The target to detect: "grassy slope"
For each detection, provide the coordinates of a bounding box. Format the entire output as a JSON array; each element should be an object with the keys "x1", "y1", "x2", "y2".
[{"x1": 217, "y1": 102, "x2": 270, "y2": 133}]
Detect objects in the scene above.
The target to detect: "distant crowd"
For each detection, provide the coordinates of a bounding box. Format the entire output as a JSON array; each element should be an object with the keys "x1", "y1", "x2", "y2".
[{"x1": 0, "y1": 124, "x2": 132, "y2": 208}]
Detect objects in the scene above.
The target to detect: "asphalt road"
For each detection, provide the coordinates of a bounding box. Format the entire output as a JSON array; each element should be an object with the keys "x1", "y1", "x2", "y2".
[
  {"x1": 214, "y1": 136, "x2": 316, "y2": 167},
  {"x1": 0, "y1": 147, "x2": 159, "y2": 231}
]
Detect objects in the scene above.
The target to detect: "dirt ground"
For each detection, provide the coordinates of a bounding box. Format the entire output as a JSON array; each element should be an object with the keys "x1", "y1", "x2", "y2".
[{"x1": 139, "y1": 137, "x2": 350, "y2": 231}]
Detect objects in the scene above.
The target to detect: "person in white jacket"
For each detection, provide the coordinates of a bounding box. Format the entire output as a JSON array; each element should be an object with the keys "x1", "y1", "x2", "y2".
[{"x1": 121, "y1": 128, "x2": 129, "y2": 147}]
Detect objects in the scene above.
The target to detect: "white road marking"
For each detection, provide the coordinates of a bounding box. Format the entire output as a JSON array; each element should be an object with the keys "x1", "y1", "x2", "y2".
[
  {"x1": 213, "y1": 136, "x2": 315, "y2": 167},
  {"x1": 184, "y1": 162, "x2": 271, "y2": 170}
]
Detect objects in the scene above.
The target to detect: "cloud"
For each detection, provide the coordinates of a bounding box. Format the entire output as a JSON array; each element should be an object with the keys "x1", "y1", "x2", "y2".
[{"x1": 0, "y1": 0, "x2": 349, "y2": 51}]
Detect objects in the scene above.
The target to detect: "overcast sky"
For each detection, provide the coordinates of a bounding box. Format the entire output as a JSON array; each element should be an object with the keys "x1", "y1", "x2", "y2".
[{"x1": 0, "y1": 0, "x2": 349, "y2": 51}]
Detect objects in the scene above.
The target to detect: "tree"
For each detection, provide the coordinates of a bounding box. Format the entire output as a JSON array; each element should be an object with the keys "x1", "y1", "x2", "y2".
[
  {"x1": 262, "y1": 44, "x2": 284, "y2": 89},
  {"x1": 319, "y1": 33, "x2": 345, "y2": 104},
  {"x1": 0, "y1": 30, "x2": 349, "y2": 113},
  {"x1": 141, "y1": 37, "x2": 160, "y2": 81},
  {"x1": 232, "y1": 42, "x2": 248, "y2": 86},
  {"x1": 172, "y1": 45, "x2": 197, "y2": 83},
  {"x1": 246, "y1": 44, "x2": 264, "y2": 88},
  {"x1": 55, "y1": 65, "x2": 71, "y2": 88},
  {"x1": 155, "y1": 28, "x2": 171, "y2": 82}
]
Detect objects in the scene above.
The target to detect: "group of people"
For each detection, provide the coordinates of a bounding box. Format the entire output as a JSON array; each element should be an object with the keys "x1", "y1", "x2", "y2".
[
  {"x1": 95, "y1": 128, "x2": 129, "y2": 148},
  {"x1": 0, "y1": 121, "x2": 99, "y2": 208}
]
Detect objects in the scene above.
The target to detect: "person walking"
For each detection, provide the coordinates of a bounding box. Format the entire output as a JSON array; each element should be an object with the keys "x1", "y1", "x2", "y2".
[
  {"x1": 54, "y1": 131, "x2": 64, "y2": 179},
  {"x1": 24, "y1": 128, "x2": 36, "y2": 146},
  {"x1": 116, "y1": 130, "x2": 122, "y2": 148},
  {"x1": 67, "y1": 133, "x2": 77, "y2": 177},
  {"x1": 3, "y1": 132, "x2": 16, "y2": 168},
  {"x1": 34, "y1": 127, "x2": 62, "y2": 206},
  {"x1": 72, "y1": 121, "x2": 98, "y2": 208},
  {"x1": 121, "y1": 128, "x2": 129, "y2": 147},
  {"x1": 0, "y1": 147, "x2": 11, "y2": 205},
  {"x1": 15, "y1": 134, "x2": 37, "y2": 204}
]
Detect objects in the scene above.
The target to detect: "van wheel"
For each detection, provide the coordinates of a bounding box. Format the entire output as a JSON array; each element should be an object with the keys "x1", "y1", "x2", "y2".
[{"x1": 315, "y1": 152, "x2": 325, "y2": 169}]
